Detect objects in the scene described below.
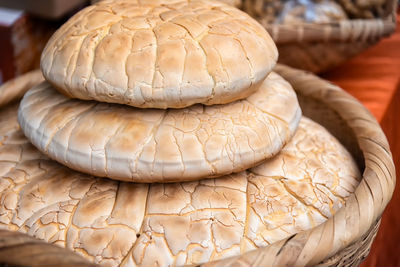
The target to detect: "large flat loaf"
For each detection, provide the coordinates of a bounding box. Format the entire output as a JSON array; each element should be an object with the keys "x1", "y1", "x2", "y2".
[
  {"x1": 1, "y1": 102, "x2": 360, "y2": 266},
  {"x1": 18, "y1": 72, "x2": 301, "y2": 183},
  {"x1": 40, "y1": 0, "x2": 278, "y2": 108}
]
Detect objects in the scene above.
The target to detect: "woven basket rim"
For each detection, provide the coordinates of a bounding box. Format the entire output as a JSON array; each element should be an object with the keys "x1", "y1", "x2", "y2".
[
  {"x1": 202, "y1": 64, "x2": 396, "y2": 267},
  {"x1": 252, "y1": 0, "x2": 398, "y2": 44},
  {"x1": 0, "y1": 230, "x2": 96, "y2": 267},
  {"x1": 0, "y1": 69, "x2": 43, "y2": 108},
  {"x1": 0, "y1": 66, "x2": 396, "y2": 267}
]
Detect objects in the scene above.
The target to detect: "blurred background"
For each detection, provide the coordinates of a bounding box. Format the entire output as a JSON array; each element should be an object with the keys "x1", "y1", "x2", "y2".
[{"x1": 0, "y1": 0, "x2": 398, "y2": 266}]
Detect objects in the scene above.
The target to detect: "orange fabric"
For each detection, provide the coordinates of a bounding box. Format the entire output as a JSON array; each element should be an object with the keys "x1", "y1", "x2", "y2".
[{"x1": 323, "y1": 13, "x2": 400, "y2": 267}]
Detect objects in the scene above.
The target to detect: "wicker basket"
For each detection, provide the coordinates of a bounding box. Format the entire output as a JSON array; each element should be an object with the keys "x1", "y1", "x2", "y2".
[
  {"x1": 0, "y1": 69, "x2": 43, "y2": 107},
  {"x1": 242, "y1": 0, "x2": 398, "y2": 73},
  {"x1": 203, "y1": 64, "x2": 396, "y2": 266},
  {"x1": 0, "y1": 230, "x2": 95, "y2": 267},
  {"x1": 0, "y1": 65, "x2": 396, "y2": 266}
]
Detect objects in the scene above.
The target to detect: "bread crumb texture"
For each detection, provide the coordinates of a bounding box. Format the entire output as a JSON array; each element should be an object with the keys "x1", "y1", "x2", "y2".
[
  {"x1": 1, "y1": 103, "x2": 360, "y2": 266},
  {"x1": 40, "y1": 0, "x2": 277, "y2": 108}
]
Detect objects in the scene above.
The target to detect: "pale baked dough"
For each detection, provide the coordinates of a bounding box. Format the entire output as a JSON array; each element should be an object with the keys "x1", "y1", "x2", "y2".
[
  {"x1": 218, "y1": 0, "x2": 241, "y2": 7},
  {"x1": 18, "y1": 72, "x2": 301, "y2": 183},
  {"x1": 1, "y1": 103, "x2": 360, "y2": 266},
  {"x1": 92, "y1": 0, "x2": 242, "y2": 7},
  {"x1": 40, "y1": 0, "x2": 277, "y2": 109}
]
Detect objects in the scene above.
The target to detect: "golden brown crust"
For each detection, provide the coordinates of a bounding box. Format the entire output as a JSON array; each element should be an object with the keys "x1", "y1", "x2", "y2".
[
  {"x1": 0, "y1": 104, "x2": 147, "y2": 267},
  {"x1": 18, "y1": 72, "x2": 301, "y2": 183},
  {"x1": 40, "y1": 0, "x2": 277, "y2": 108},
  {"x1": 0, "y1": 103, "x2": 360, "y2": 266}
]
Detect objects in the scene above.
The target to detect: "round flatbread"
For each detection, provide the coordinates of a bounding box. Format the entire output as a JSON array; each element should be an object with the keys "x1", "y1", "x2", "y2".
[
  {"x1": 40, "y1": 0, "x2": 278, "y2": 108},
  {"x1": 0, "y1": 104, "x2": 361, "y2": 266},
  {"x1": 18, "y1": 72, "x2": 301, "y2": 183}
]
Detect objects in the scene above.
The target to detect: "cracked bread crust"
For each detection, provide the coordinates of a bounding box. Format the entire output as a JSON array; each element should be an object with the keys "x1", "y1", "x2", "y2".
[
  {"x1": 40, "y1": 0, "x2": 277, "y2": 109},
  {"x1": 127, "y1": 117, "x2": 360, "y2": 266},
  {"x1": 0, "y1": 102, "x2": 360, "y2": 266},
  {"x1": 18, "y1": 72, "x2": 301, "y2": 183}
]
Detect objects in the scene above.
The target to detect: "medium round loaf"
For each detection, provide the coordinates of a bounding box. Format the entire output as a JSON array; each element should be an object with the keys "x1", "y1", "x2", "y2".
[
  {"x1": 1, "y1": 102, "x2": 360, "y2": 266},
  {"x1": 18, "y1": 72, "x2": 301, "y2": 183},
  {"x1": 40, "y1": 0, "x2": 278, "y2": 109}
]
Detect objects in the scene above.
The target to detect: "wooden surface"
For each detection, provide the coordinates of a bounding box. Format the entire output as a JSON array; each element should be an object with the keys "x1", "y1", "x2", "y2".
[{"x1": 322, "y1": 12, "x2": 400, "y2": 267}]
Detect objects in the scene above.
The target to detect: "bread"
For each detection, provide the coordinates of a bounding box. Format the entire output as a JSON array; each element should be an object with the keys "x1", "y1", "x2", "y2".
[
  {"x1": 18, "y1": 72, "x2": 301, "y2": 183},
  {"x1": 91, "y1": 0, "x2": 242, "y2": 8},
  {"x1": 1, "y1": 102, "x2": 360, "y2": 266},
  {"x1": 218, "y1": 0, "x2": 242, "y2": 7},
  {"x1": 40, "y1": 0, "x2": 278, "y2": 109},
  {"x1": 130, "y1": 117, "x2": 361, "y2": 266}
]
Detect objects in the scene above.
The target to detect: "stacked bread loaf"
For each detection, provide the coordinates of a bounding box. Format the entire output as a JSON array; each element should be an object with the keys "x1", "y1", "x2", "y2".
[{"x1": 0, "y1": 0, "x2": 361, "y2": 266}]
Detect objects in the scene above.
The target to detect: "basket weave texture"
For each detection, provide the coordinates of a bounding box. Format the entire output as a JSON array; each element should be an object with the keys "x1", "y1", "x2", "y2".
[
  {"x1": 202, "y1": 64, "x2": 396, "y2": 266},
  {"x1": 0, "y1": 230, "x2": 95, "y2": 267},
  {"x1": 242, "y1": 0, "x2": 398, "y2": 73},
  {"x1": 0, "y1": 69, "x2": 43, "y2": 107},
  {"x1": 0, "y1": 65, "x2": 396, "y2": 266}
]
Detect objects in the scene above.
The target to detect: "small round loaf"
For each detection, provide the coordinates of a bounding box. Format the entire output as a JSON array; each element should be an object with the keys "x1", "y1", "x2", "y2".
[
  {"x1": 18, "y1": 72, "x2": 301, "y2": 183},
  {"x1": 40, "y1": 0, "x2": 278, "y2": 109},
  {"x1": 1, "y1": 102, "x2": 360, "y2": 266}
]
